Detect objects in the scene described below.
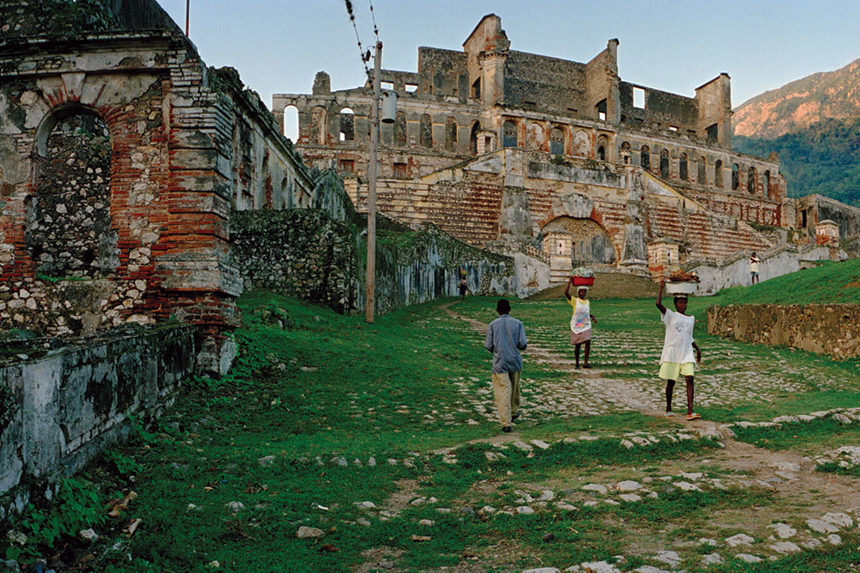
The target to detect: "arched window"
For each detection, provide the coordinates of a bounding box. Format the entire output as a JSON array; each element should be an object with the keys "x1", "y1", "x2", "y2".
[
  {"x1": 470, "y1": 121, "x2": 480, "y2": 154},
  {"x1": 339, "y1": 108, "x2": 354, "y2": 141},
  {"x1": 30, "y1": 108, "x2": 117, "y2": 278},
  {"x1": 732, "y1": 163, "x2": 739, "y2": 190},
  {"x1": 660, "y1": 149, "x2": 669, "y2": 178},
  {"x1": 420, "y1": 114, "x2": 432, "y2": 148},
  {"x1": 679, "y1": 153, "x2": 688, "y2": 181},
  {"x1": 698, "y1": 156, "x2": 706, "y2": 184},
  {"x1": 640, "y1": 145, "x2": 650, "y2": 170},
  {"x1": 503, "y1": 120, "x2": 518, "y2": 148},
  {"x1": 283, "y1": 105, "x2": 299, "y2": 142},
  {"x1": 550, "y1": 127, "x2": 564, "y2": 155},
  {"x1": 394, "y1": 111, "x2": 406, "y2": 146},
  {"x1": 620, "y1": 141, "x2": 631, "y2": 164},
  {"x1": 597, "y1": 145, "x2": 606, "y2": 161},
  {"x1": 445, "y1": 117, "x2": 457, "y2": 152},
  {"x1": 764, "y1": 171, "x2": 771, "y2": 198},
  {"x1": 714, "y1": 159, "x2": 723, "y2": 188},
  {"x1": 747, "y1": 167, "x2": 757, "y2": 194}
]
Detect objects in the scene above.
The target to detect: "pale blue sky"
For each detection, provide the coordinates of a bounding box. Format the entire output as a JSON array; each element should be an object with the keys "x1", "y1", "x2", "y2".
[{"x1": 156, "y1": 1, "x2": 860, "y2": 118}]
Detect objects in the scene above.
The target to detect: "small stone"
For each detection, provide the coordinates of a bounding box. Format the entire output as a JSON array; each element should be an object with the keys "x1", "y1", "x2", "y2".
[
  {"x1": 516, "y1": 506, "x2": 535, "y2": 515},
  {"x1": 582, "y1": 483, "x2": 608, "y2": 494},
  {"x1": 770, "y1": 541, "x2": 801, "y2": 554},
  {"x1": 768, "y1": 523, "x2": 796, "y2": 539},
  {"x1": 827, "y1": 534, "x2": 842, "y2": 545},
  {"x1": 725, "y1": 533, "x2": 755, "y2": 547},
  {"x1": 821, "y1": 512, "x2": 853, "y2": 528},
  {"x1": 258, "y1": 455, "x2": 276, "y2": 466},
  {"x1": 617, "y1": 480, "x2": 642, "y2": 492},
  {"x1": 806, "y1": 518, "x2": 840, "y2": 533},
  {"x1": 578, "y1": 561, "x2": 621, "y2": 573},
  {"x1": 652, "y1": 550, "x2": 681, "y2": 567},
  {"x1": 531, "y1": 440, "x2": 550, "y2": 450},
  {"x1": 79, "y1": 528, "x2": 98, "y2": 542},
  {"x1": 207, "y1": 561, "x2": 220, "y2": 568},
  {"x1": 522, "y1": 568, "x2": 559, "y2": 573},
  {"x1": 675, "y1": 481, "x2": 701, "y2": 492},
  {"x1": 619, "y1": 493, "x2": 641, "y2": 503},
  {"x1": 556, "y1": 502, "x2": 578, "y2": 511},
  {"x1": 354, "y1": 501, "x2": 376, "y2": 510},
  {"x1": 702, "y1": 552, "x2": 723, "y2": 565},
  {"x1": 225, "y1": 501, "x2": 245, "y2": 512},
  {"x1": 296, "y1": 526, "x2": 325, "y2": 539},
  {"x1": 734, "y1": 554, "x2": 762, "y2": 563},
  {"x1": 419, "y1": 519, "x2": 434, "y2": 526},
  {"x1": 542, "y1": 532, "x2": 555, "y2": 542}
]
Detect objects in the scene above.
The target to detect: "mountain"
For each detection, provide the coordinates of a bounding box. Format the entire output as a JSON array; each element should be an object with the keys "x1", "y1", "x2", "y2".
[
  {"x1": 733, "y1": 58, "x2": 860, "y2": 139},
  {"x1": 734, "y1": 118, "x2": 860, "y2": 206}
]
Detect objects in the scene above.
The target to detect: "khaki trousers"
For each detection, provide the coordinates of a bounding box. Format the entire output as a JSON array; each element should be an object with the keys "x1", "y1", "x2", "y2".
[{"x1": 491, "y1": 370, "x2": 521, "y2": 426}]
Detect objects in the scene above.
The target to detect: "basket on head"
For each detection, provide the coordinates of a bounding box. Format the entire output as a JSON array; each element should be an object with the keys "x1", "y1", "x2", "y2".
[{"x1": 572, "y1": 276, "x2": 595, "y2": 286}]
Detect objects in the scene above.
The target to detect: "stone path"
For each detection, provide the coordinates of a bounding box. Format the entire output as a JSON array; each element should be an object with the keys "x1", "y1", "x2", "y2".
[{"x1": 410, "y1": 300, "x2": 860, "y2": 572}]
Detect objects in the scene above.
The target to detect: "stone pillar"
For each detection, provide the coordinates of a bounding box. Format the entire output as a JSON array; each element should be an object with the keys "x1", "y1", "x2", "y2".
[
  {"x1": 620, "y1": 168, "x2": 648, "y2": 275},
  {"x1": 648, "y1": 239, "x2": 680, "y2": 281}
]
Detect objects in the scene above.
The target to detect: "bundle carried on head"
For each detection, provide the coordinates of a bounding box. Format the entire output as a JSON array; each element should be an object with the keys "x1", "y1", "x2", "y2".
[
  {"x1": 571, "y1": 267, "x2": 595, "y2": 286},
  {"x1": 668, "y1": 270, "x2": 699, "y2": 283}
]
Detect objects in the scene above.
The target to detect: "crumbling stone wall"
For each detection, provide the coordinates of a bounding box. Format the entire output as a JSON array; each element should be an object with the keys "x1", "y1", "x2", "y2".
[
  {"x1": 708, "y1": 304, "x2": 860, "y2": 359},
  {"x1": 230, "y1": 209, "x2": 358, "y2": 313},
  {"x1": 0, "y1": 323, "x2": 195, "y2": 511}
]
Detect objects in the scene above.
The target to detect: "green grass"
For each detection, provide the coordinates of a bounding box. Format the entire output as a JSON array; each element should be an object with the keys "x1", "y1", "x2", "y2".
[
  {"x1": 2, "y1": 288, "x2": 859, "y2": 572},
  {"x1": 714, "y1": 258, "x2": 860, "y2": 305}
]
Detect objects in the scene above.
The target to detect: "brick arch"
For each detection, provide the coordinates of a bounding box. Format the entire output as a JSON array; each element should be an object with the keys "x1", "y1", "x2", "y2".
[{"x1": 539, "y1": 214, "x2": 617, "y2": 265}]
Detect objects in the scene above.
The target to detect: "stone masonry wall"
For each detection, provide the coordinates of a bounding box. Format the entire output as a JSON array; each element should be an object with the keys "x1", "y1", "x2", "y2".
[
  {"x1": 708, "y1": 304, "x2": 860, "y2": 359},
  {"x1": 230, "y1": 209, "x2": 358, "y2": 313},
  {"x1": 0, "y1": 323, "x2": 195, "y2": 514}
]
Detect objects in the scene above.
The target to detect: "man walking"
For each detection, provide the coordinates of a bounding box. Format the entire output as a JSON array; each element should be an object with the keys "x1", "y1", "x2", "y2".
[{"x1": 484, "y1": 299, "x2": 528, "y2": 433}]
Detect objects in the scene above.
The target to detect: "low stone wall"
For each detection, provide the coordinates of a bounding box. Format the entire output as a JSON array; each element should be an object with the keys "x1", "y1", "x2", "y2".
[
  {"x1": 0, "y1": 324, "x2": 195, "y2": 514},
  {"x1": 708, "y1": 304, "x2": 860, "y2": 359},
  {"x1": 687, "y1": 245, "x2": 836, "y2": 295}
]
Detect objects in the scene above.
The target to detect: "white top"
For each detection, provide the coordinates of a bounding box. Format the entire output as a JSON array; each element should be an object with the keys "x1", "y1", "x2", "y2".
[
  {"x1": 660, "y1": 309, "x2": 696, "y2": 364},
  {"x1": 569, "y1": 297, "x2": 591, "y2": 334}
]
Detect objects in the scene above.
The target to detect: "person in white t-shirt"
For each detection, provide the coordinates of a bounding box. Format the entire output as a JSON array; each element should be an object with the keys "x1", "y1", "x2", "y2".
[
  {"x1": 656, "y1": 280, "x2": 702, "y2": 420},
  {"x1": 564, "y1": 277, "x2": 597, "y2": 369}
]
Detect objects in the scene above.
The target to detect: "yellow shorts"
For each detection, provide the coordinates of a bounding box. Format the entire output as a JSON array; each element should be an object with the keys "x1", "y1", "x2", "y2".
[{"x1": 659, "y1": 361, "x2": 696, "y2": 380}]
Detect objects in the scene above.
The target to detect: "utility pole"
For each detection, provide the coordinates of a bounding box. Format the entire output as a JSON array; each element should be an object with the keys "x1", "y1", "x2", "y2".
[
  {"x1": 185, "y1": 0, "x2": 190, "y2": 36},
  {"x1": 365, "y1": 40, "x2": 382, "y2": 323}
]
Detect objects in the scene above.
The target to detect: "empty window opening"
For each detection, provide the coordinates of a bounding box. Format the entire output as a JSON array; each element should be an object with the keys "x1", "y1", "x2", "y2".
[
  {"x1": 381, "y1": 81, "x2": 394, "y2": 90},
  {"x1": 339, "y1": 108, "x2": 355, "y2": 141},
  {"x1": 471, "y1": 78, "x2": 481, "y2": 100},
  {"x1": 420, "y1": 114, "x2": 433, "y2": 148},
  {"x1": 339, "y1": 159, "x2": 354, "y2": 173},
  {"x1": 503, "y1": 120, "x2": 518, "y2": 148},
  {"x1": 445, "y1": 117, "x2": 457, "y2": 152},
  {"x1": 394, "y1": 111, "x2": 407, "y2": 147},
  {"x1": 597, "y1": 145, "x2": 606, "y2": 161},
  {"x1": 698, "y1": 156, "x2": 706, "y2": 184},
  {"x1": 801, "y1": 209, "x2": 808, "y2": 228},
  {"x1": 764, "y1": 171, "x2": 771, "y2": 197},
  {"x1": 669, "y1": 125, "x2": 678, "y2": 132},
  {"x1": 660, "y1": 149, "x2": 669, "y2": 179},
  {"x1": 679, "y1": 153, "x2": 688, "y2": 181},
  {"x1": 747, "y1": 168, "x2": 757, "y2": 194},
  {"x1": 706, "y1": 123, "x2": 719, "y2": 143},
  {"x1": 550, "y1": 127, "x2": 564, "y2": 155},
  {"x1": 596, "y1": 99, "x2": 607, "y2": 121},
  {"x1": 470, "y1": 121, "x2": 480, "y2": 154},
  {"x1": 633, "y1": 87, "x2": 645, "y2": 109},
  {"x1": 404, "y1": 83, "x2": 418, "y2": 93},
  {"x1": 283, "y1": 105, "x2": 299, "y2": 142},
  {"x1": 714, "y1": 159, "x2": 723, "y2": 187},
  {"x1": 640, "y1": 145, "x2": 650, "y2": 170},
  {"x1": 731, "y1": 163, "x2": 739, "y2": 190}
]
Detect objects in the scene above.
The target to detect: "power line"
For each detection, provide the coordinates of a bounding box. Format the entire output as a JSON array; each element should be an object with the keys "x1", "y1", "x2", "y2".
[
  {"x1": 368, "y1": 0, "x2": 380, "y2": 43},
  {"x1": 344, "y1": 0, "x2": 371, "y2": 76}
]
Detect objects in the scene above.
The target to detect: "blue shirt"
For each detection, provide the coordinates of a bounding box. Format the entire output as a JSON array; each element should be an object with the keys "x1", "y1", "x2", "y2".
[{"x1": 484, "y1": 314, "x2": 528, "y2": 373}]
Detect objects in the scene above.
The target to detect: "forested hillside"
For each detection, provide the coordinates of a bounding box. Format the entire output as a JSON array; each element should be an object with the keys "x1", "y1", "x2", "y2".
[{"x1": 734, "y1": 117, "x2": 860, "y2": 207}]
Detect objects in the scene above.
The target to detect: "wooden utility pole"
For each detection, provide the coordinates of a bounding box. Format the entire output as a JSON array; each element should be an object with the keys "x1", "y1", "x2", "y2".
[
  {"x1": 365, "y1": 41, "x2": 382, "y2": 323},
  {"x1": 185, "y1": 0, "x2": 190, "y2": 36}
]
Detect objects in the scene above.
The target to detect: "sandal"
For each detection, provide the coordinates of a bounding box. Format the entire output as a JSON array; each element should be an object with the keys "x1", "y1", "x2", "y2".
[{"x1": 685, "y1": 413, "x2": 701, "y2": 421}]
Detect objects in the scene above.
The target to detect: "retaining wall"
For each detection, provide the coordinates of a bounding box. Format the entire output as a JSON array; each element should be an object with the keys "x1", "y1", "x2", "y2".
[
  {"x1": 707, "y1": 304, "x2": 860, "y2": 359},
  {"x1": 0, "y1": 324, "x2": 195, "y2": 516}
]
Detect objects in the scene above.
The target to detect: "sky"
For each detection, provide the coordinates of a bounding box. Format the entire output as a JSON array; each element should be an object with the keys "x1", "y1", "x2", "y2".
[{"x1": 156, "y1": 0, "x2": 860, "y2": 137}]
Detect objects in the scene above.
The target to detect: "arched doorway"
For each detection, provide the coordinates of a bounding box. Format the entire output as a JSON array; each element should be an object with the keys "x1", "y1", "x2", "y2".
[{"x1": 541, "y1": 216, "x2": 616, "y2": 283}]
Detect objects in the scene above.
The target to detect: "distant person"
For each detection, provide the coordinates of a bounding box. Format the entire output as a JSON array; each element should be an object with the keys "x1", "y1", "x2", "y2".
[
  {"x1": 564, "y1": 277, "x2": 597, "y2": 369},
  {"x1": 749, "y1": 252, "x2": 761, "y2": 285},
  {"x1": 484, "y1": 298, "x2": 528, "y2": 433},
  {"x1": 656, "y1": 280, "x2": 701, "y2": 420},
  {"x1": 458, "y1": 277, "x2": 468, "y2": 299}
]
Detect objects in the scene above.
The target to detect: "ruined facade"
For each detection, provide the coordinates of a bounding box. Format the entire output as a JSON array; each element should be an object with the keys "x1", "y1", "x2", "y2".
[
  {"x1": 274, "y1": 14, "x2": 792, "y2": 277},
  {"x1": 0, "y1": 0, "x2": 313, "y2": 372}
]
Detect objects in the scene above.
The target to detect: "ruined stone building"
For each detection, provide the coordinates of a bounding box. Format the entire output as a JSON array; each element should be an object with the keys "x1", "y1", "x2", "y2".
[
  {"x1": 0, "y1": 0, "x2": 313, "y2": 372},
  {"x1": 274, "y1": 14, "x2": 811, "y2": 282}
]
